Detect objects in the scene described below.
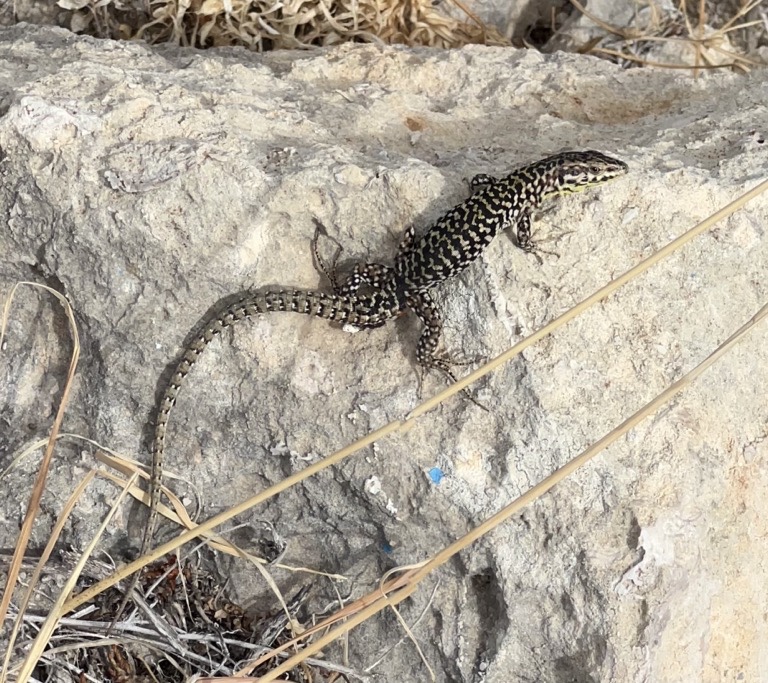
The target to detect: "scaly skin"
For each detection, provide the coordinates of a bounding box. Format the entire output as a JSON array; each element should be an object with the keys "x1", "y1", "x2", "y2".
[{"x1": 125, "y1": 150, "x2": 627, "y2": 611}]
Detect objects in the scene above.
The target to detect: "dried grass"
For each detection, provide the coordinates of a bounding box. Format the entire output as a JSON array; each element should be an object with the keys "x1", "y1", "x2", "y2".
[
  {"x1": 567, "y1": 0, "x2": 765, "y2": 73},
  {"x1": 55, "y1": 0, "x2": 766, "y2": 70},
  {"x1": 64, "y1": 0, "x2": 508, "y2": 50},
  {"x1": 0, "y1": 287, "x2": 350, "y2": 681}
]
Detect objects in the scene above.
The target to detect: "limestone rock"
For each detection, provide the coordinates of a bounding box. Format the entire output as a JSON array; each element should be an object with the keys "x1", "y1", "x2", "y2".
[{"x1": 1, "y1": 24, "x2": 767, "y2": 682}]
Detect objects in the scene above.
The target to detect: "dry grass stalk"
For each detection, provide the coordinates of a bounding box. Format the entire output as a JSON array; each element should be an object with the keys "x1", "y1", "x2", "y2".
[
  {"x1": 568, "y1": 0, "x2": 765, "y2": 73},
  {"x1": 0, "y1": 283, "x2": 81, "y2": 682}
]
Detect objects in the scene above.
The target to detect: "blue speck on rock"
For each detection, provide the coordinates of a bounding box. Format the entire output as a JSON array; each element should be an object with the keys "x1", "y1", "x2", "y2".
[{"x1": 428, "y1": 467, "x2": 444, "y2": 484}]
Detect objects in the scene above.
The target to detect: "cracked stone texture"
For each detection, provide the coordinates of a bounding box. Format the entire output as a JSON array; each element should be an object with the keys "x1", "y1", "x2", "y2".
[{"x1": 1, "y1": 23, "x2": 767, "y2": 683}]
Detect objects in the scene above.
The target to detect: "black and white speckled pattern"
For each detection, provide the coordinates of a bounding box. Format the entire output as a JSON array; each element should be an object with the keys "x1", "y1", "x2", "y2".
[{"x1": 135, "y1": 150, "x2": 627, "y2": 590}]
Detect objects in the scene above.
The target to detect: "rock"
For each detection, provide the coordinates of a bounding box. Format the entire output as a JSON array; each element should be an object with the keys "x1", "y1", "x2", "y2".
[{"x1": 1, "y1": 23, "x2": 767, "y2": 682}]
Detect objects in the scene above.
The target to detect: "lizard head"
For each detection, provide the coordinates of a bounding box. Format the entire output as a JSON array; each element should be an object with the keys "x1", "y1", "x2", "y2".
[{"x1": 545, "y1": 150, "x2": 628, "y2": 197}]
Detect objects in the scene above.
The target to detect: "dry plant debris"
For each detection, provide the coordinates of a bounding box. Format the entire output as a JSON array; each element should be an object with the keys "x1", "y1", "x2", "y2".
[
  {"x1": 46, "y1": 0, "x2": 768, "y2": 68},
  {"x1": 566, "y1": 0, "x2": 766, "y2": 73},
  {"x1": 60, "y1": 0, "x2": 509, "y2": 50},
  {"x1": 28, "y1": 555, "x2": 332, "y2": 682}
]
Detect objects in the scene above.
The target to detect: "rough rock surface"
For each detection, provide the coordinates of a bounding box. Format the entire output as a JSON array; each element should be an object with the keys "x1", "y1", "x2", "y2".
[{"x1": 1, "y1": 24, "x2": 767, "y2": 682}]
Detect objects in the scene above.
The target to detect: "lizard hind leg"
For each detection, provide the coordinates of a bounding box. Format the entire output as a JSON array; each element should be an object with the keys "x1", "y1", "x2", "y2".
[
  {"x1": 469, "y1": 173, "x2": 500, "y2": 191},
  {"x1": 408, "y1": 292, "x2": 488, "y2": 411},
  {"x1": 311, "y1": 219, "x2": 393, "y2": 300},
  {"x1": 338, "y1": 262, "x2": 393, "y2": 297},
  {"x1": 397, "y1": 225, "x2": 416, "y2": 256},
  {"x1": 311, "y1": 218, "x2": 344, "y2": 292}
]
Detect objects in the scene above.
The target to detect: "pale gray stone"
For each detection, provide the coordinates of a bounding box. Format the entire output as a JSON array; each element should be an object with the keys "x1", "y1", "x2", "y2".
[{"x1": 1, "y1": 24, "x2": 767, "y2": 683}]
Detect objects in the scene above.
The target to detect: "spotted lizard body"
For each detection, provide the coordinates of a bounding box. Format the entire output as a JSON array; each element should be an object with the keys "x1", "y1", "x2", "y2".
[{"x1": 126, "y1": 150, "x2": 627, "y2": 608}]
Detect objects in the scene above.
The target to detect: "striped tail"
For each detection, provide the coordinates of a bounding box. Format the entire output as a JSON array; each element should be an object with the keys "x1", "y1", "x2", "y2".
[{"x1": 137, "y1": 288, "x2": 393, "y2": 571}]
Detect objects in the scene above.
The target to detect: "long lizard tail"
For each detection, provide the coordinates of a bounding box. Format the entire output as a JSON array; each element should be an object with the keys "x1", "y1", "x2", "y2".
[
  {"x1": 147, "y1": 290, "x2": 355, "y2": 538},
  {"x1": 128, "y1": 287, "x2": 396, "y2": 607}
]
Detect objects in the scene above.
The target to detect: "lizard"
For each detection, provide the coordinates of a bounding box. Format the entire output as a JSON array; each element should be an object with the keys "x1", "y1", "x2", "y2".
[{"x1": 123, "y1": 150, "x2": 627, "y2": 611}]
